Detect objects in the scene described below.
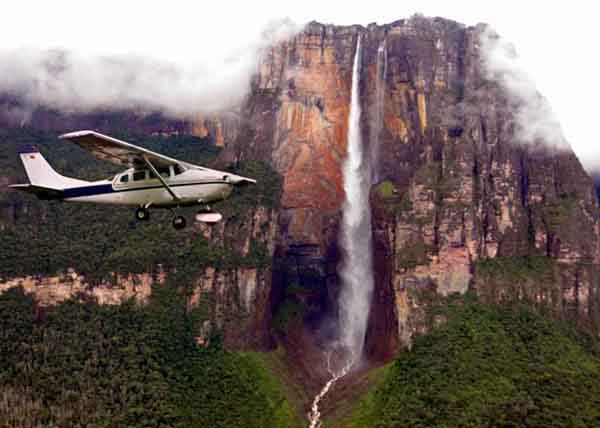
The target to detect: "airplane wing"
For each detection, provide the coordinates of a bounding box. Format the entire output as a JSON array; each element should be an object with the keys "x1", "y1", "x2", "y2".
[
  {"x1": 59, "y1": 130, "x2": 257, "y2": 186},
  {"x1": 59, "y1": 130, "x2": 180, "y2": 169}
]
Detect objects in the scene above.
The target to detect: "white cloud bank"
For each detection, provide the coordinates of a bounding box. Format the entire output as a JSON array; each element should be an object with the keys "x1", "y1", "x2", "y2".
[
  {"x1": 0, "y1": 19, "x2": 299, "y2": 119},
  {"x1": 480, "y1": 27, "x2": 569, "y2": 151}
]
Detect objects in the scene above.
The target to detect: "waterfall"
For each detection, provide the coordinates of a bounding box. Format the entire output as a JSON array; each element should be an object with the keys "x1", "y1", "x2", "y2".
[
  {"x1": 370, "y1": 39, "x2": 387, "y2": 183},
  {"x1": 306, "y1": 34, "x2": 375, "y2": 428},
  {"x1": 337, "y1": 34, "x2": 374, "y2": 365}
]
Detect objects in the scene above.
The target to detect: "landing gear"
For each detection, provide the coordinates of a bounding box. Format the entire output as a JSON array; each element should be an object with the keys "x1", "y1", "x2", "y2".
[
  {"x1": 135, "y1": 207, "x2": 150, "y2": 221},
  {"x1": 134, "y1": 205, "x2": 187, "y2": 229},
  {"x1": 197, "y1": 204, "x2": 211, "y2": 213},
  {"x1": 172, "y1": 215, "x2": 186, "y2": 230}
]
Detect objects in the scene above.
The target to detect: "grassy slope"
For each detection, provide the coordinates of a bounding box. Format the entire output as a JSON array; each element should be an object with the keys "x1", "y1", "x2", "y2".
[
  {"x1": 252, "y1": 348, "x2": 313, "y2": 422},
  {"x1": 348, "y1": 295, "x2": 600, "y2": 428},
  {"x1": 323, "y1": 364, "x2": 392, "y2": 428}
]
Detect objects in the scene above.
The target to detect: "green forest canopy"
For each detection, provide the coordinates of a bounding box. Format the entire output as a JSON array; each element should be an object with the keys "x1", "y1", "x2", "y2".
[
  {"x1": 0, "y1": 281, "x2": 303, "y2": 428},
  {"x1": 349, "y1": 294, "x2": 600, "y2": 428}
]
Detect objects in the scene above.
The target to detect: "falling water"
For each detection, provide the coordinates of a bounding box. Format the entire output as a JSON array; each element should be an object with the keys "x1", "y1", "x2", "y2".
[
  {"x1": 370, "y1": 39, "x2": 387, "y2": 183},
  {"x1": 337, "y1": 34, "x2": 374, "y2": 367},
  {"x1": 307, "y1": 34, "x2": 375, "y2": 428}
]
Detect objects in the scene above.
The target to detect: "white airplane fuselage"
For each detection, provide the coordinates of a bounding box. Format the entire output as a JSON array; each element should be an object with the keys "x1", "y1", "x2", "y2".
[
  {"x1": 61, "y1": 167, "x2": 233, "y2": 208},
  {"x1": 11, "y1": 135, "x2": 255, "y2": 227}
]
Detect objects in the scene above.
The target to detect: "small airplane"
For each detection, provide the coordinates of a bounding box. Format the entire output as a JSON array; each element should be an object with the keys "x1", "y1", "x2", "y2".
[{"x1": 10, "y1": 130, "x2": 256, "y2": 229}]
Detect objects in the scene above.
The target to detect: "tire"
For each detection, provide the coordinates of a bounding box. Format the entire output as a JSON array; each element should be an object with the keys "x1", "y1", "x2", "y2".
[
  {"x1": 135, "y1": 207, "x2": 149, "y2": 221},
  {"x1": 172, "y1": 215, "x2": 186, "y2": 230}
]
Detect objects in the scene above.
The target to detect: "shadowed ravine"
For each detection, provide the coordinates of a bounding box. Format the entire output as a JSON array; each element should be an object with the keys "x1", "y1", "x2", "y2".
[{"x1": 307, "y1": 34, "x2": 376, "y2": 428}]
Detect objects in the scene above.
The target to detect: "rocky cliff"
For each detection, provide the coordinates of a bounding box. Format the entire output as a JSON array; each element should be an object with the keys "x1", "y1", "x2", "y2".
[
  {"x1": 2, "y1": 16, "x2": 599, "y2": 366},
  {"x1": 225, "y1": 16, "x2": 600, "y2": 359}
]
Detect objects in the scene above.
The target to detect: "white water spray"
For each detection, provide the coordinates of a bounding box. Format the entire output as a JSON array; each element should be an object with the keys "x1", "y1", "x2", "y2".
[
  {"x1": 370, "y1": 40, "x2": 387, "y2": 183},
  {"x1": 306, "y1": 34, "x2": 375, "y2": 428}
]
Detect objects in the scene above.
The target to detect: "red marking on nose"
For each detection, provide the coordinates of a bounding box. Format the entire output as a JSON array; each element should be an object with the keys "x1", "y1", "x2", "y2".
[{"x1": 29, "y1": 155, "x2": 36, "y2": 159}]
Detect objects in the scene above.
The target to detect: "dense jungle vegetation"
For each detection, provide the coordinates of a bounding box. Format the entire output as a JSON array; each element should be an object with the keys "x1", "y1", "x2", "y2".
[
  {"x1": 0, "y1": 282, "x2": 302, "y2": 428},
  {"x1": 348, "y1": 294, "x2": 600, "y2": 428}
]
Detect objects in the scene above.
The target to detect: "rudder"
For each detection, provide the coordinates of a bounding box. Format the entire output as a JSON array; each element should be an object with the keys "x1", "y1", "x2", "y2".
[{"x1": 18, "y1": 146, "x2": 88, "y2": 188}]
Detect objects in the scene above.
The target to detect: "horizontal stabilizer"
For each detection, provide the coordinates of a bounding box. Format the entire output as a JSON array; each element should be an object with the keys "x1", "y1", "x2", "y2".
[{"x1": 9, "y1": 184, "x2": 64, "y2": 200}]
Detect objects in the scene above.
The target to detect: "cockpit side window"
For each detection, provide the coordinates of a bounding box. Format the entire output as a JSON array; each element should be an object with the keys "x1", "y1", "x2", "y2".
[
  {"x1": 120, "y1": 174, "x2": 129, "y2": 183},
  {"x1": 173, "y1": 164, "x2": 185, "y2": 175},
  {"x1": 150, "y1": 167, "x2": 170, "y2": 179},
  {"x1": 133, "y1": 170, "x2": 147, "y2": 181}
]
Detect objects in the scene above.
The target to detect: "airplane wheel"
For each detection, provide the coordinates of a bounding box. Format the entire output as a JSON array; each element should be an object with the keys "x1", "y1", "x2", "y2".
[
  {"x1": 135, "y1": 207, "x2": 150, "y2": 221},
  {"x1": 172, "y1": 215, "x2": 186, "y2": 230}
]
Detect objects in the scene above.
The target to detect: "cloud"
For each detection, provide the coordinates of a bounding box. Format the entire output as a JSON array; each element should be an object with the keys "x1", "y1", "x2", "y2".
[
  {"x1": 0, "y1": 18, "x2": 300, "y2": 120},
  {"x1": 479, "y1": 26, "x2": 569, "y2": 151}
]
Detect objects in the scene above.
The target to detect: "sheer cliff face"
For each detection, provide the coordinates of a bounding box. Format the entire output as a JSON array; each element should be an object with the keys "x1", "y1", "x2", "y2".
[
  {"x1": 224, "y1": 17, "x2": 600, "y2": 356},
  {"x1": 3, "y1": 16, "x2": 600, "y2": 357}
]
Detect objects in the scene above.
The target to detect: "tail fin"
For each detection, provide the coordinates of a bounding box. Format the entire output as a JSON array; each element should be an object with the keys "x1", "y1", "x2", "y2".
[{"x1": 18, "y1": 146, "x2": 88, "y2": 188}]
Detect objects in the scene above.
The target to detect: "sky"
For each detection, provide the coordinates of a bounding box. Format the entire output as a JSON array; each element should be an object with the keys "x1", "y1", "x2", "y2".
[{"x1": 1, "y1": 0, "x2": 598, "y2": 170}]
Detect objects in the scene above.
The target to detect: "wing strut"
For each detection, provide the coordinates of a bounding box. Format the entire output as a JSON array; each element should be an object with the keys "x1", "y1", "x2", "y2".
[{"x1": 142, "y1": 156, "x2": 180, "y2": 202}]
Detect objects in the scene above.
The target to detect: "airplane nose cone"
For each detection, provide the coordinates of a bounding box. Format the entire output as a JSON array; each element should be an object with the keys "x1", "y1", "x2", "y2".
[{"x1": 226, "y1": 175, "x2": 257, "y2": 187}]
